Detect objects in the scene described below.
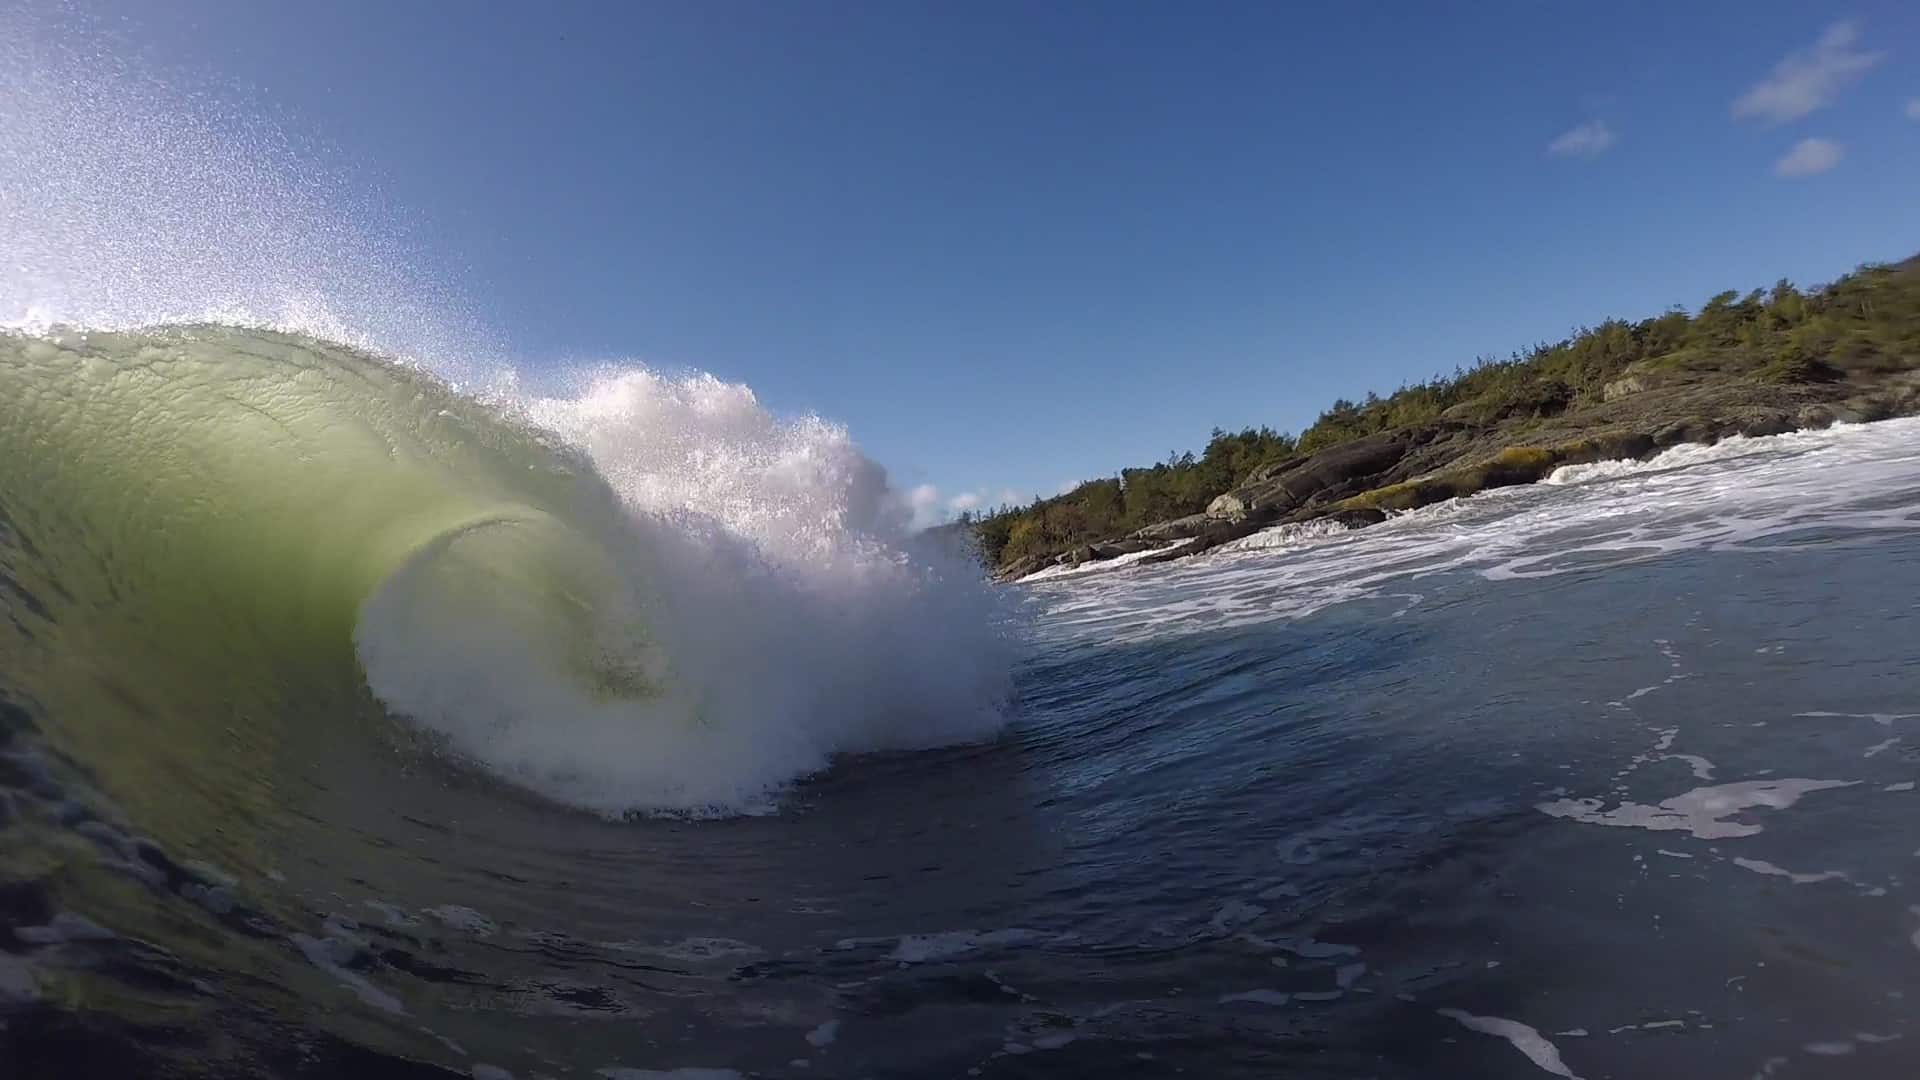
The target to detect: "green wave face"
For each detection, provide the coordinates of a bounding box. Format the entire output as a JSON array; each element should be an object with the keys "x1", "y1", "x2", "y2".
[
  {"x1": 0, "y1": 326, "x2": 658, "y2": 842},
  {"x1": 1, "y1": 321, "x2": 1011, "y2": 841}
]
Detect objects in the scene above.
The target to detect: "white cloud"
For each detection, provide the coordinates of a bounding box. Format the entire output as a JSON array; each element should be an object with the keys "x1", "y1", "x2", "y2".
[
  {"x1": 1906, "y1": 98, "x2": 1920, "y2": 121},
  {"x1": 902, "y1": 485, "x2": 1034, "y2": 528},
  {"x1": 1774, "y1": 137, "x2": 1843, "y2": 177},
  {"x1": 1733, "y1": 21, "x2": 1884, "y2": 124},
  {"x1": 1546, "y1": 120, "x2": 1616, "y2": 159},
  {"x1": 905, "y1": 483, "x2": 945, "y2": 528}
]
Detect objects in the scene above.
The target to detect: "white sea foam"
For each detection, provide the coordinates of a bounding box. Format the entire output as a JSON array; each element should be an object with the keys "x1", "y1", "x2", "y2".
[
  {"x1": 423, "y1": 906, "x2": 497, "y2": 935},
  {"x1": 1537, "y1": 779, "x2": 1856, "y2": 839},
  {"x1": 1541, "y1": 432, "x2": 1817, "y2": 487},
  {"x1": 1438, "y1": 1009, "x2": 1584, "y2": 1079},
  {"x1": 1731, "y1": 857, "x2": 1847, "y2": 885},
  {"x1": 357, "y1": 368, "x2": 1013, "y2": 815},
  {"x1": 0, "y1": 11, "x2": 1012, "y2": 817},
  {"x1": 293, "y1": 932, "x2": 405, "y2": 1015},
  {"x1": 1017, "y1": 541, "x2": 1189, "y2": 582},
  {"x1": 1797, "y1": 711, "x2": 1920, "y2": 727},
  {"x1": 1213, "y1": 517, "x2": 1354, "y2": 554},
  {"x1": 1662, "y1": 754, "x2": 1717, "y2": 781},
  {"x1": 1025, "y1": 415, "x2": 1920, "y2": 650}
]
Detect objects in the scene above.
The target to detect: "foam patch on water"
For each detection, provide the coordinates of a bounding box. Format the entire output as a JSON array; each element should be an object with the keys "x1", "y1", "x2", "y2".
[
  {"x1": 293, "y1": 931, "x2": 405, "y2": 1015},
  {"x1": 1796, "y1": 711, "x2": 1920, "y2": 727},
  {"x1": 1018, "y1": 542, "x2": 1189, "y2": 582},
  {"x1": 1542, "y1": 432, "x2": 1814, "y2": 487},
  {"x1": 1537, "y1": 780, "x2": 1856, "y2": 839},
  {"x1": 1731, "y1": 858, "x2": 1848, "y2": 885},
  {"x1": 1438, "y1": 1008, "x2": 1584, "y2": 1079},
  {"x1": 1212, "y1": 517, "x2": 1354, "y2": 554},
  {"x1": 1663, "y1": 754, "x2": 1717, "y2": 781},
  {"x1": 887, "y1": 928, "x2": 1047, "y2": 963},
  {"x1": 424, "y1": 905, "x2": 497, "y2": 936}
]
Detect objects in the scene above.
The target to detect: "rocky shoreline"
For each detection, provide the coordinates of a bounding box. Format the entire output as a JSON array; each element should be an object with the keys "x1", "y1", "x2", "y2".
[{"x1": 999, "y1": 368, "x2": 1920, "y2": 582}]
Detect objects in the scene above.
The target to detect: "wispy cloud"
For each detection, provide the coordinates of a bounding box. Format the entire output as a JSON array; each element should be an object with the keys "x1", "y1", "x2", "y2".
[
  {"x1": 1733, "y1": 21, "x2": 1884, "y2": 124},
  {"x1": 1906, "y1": 98, "x2": 1920, "y2": 121},
  {"x1": 901, "y1": 484, "x2": 1032, "y2": 528},
  {"x1": 905, "y1": 483, "x2": 946, "y2": 528},
  {"x1": 1546, "y1": 120, "x2": 1617, "y2": 159},
  {"x1": 1774, "y1": 137, "x2": 1843, "y2": 177}
]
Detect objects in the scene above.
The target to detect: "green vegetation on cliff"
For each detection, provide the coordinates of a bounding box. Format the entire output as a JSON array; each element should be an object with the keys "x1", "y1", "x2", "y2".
[
  {"x1": 967, "y1": 426, "x2": 1296, "y2": 564},
  {"x1": 971, "y1": 255, "x2": 1920, "y2": 571}
]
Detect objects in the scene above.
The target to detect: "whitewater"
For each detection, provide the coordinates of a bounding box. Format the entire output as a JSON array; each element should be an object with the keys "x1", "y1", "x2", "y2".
[
  {"x1": 0, "y1": 12, "x2": 1010, "y2": 819},
  {"x1": 8, "y1": 9, "x2": 1920, "y2": 1080}
]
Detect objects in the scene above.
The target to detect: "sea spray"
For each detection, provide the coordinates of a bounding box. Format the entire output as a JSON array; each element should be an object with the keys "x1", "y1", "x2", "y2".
[{"x1": 0, "y1": 9, "x2": 1012, "y2": 817}]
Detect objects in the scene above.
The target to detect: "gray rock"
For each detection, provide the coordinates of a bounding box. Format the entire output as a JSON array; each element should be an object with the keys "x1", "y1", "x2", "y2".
[
  {"x1": 1210, "y1": 427, "x2": 1427, "y2": 522},
  {"x1": 1205, "y1": 491, "x2": 1247, "y2": 520},
  {"x1": 1602, "y1": 376, "x2": 1648, "y2": 402},
  {"x1": 995, "y1": 553, "x2": 1056, "y2": 582},
  {"x1": 1243, "y1": 456, "x2": 1305, "y2": 484},
  {"x1": 1652, "y1": 418, "x2": 1714, "y2": 447},
  {"x1": 1737, "y1": 411, "x2": 1794, "y2": 438},
  {"x1": 1129, "y1": 514, "x2": 1209, "y2": 542},
  {"x1": 1319, "y1": 507, "x2": 1389, "y2": 529},
  {"x1": 1087, "y1": 539, "x2": 1156, "y2": 560},
  {"x1": 1798, "y1": 404, "x2": 1862, "y2": 428},
  {"x1": 1139, "y1": 517, "x2": 1268, "y2": 563}
]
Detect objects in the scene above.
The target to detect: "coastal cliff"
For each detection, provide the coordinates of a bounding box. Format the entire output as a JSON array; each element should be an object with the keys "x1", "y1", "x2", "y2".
[{"x1": 973, "y1": 254, "x2": 1920, "y2": 581}]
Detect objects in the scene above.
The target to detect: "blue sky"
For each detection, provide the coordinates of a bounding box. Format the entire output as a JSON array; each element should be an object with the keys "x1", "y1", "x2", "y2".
[{"x1": 92, "y1": 1, "x2": 1920, "y2": 520}]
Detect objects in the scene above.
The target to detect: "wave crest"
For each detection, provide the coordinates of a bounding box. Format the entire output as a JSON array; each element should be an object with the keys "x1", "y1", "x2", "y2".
[{"x1": 2, "y1": 327, "x2": 1011, "y2": 817}]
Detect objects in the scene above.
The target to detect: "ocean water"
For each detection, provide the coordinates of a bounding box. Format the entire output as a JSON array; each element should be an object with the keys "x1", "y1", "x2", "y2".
[
  {"x1": 7, "y1": 376, "x2": 1920, "y2": 1078},
  {"x1": 7, "y1": 10, "x2": 1920, "y2": 1078}
]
